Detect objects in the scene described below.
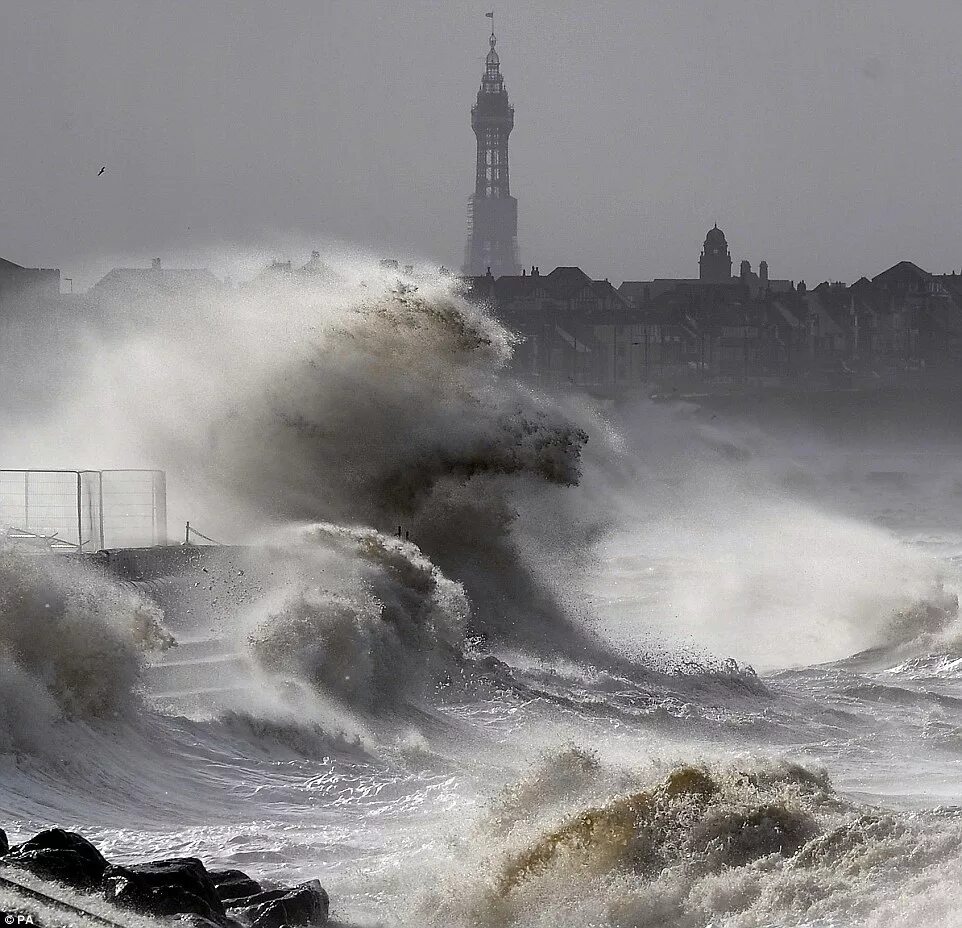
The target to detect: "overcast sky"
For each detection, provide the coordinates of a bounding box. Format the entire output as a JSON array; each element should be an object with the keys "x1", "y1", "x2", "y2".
[{"x1": 2, "y1": 0, "x2": 962, "y2": 287}]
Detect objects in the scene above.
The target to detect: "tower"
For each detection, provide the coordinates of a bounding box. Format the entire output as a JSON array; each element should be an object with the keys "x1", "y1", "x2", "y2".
[
  {"x1": 699, "y1": 225, "x2": 732, "y2": 282},
  {"x1": 463, "y1": 16, "x2": 521, "y2": 277}
]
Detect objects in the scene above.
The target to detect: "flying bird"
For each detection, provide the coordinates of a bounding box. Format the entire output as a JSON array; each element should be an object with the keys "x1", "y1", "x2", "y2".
[{"x1": 97, "y1": 165, "x2": 106, "y2": 176}]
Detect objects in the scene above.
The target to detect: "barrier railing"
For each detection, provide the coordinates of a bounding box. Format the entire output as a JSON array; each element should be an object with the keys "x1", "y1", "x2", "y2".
[
  {"x1": 184, "y1": 521, "x2": 223, "y2": 545},
  {"x1": 0, "y1": 469, "x2": 167, "y2": 551}
]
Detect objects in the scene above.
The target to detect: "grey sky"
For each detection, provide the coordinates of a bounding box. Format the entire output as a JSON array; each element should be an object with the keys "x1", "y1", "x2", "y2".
[{"x1": 2, "y1": 0, "x2": 962, "y2": 287}]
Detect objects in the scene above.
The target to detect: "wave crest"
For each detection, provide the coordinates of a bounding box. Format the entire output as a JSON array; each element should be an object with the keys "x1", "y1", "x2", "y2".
[
  {"x1": 0, "y1": 546, "x2": 173, "y2": 748},
  {"x1": 247, "y1": 524, "x2": 469, "y2": 715},
  {"x1": 415, "y1": 750, "x2": 962, "y2": 928}
]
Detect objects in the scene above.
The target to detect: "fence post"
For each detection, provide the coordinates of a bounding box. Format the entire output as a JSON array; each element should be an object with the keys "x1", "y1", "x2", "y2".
[
  {"x1": 76, "y1": 472, "x2": 83, "y2": 551},
  {"x1": 98, "y1": 471, "x2": 105, "y2": 550},
  {"x1": 154, "y1": 471, "x2": 168, "y2": 545}
]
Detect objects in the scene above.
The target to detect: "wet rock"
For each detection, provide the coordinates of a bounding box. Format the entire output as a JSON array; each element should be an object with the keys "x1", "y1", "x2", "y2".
[
  {"x1": 227, "y1": 880, "x2": 329, "y2": 928},
  {"x1": 0, "y1": 829, "x2": 323, "y2": 928},
  {"x1": 106, "y1": 877, "x2": 223, "y2": 923},
  {"x1": 4, "y1": 828, "x2": 108, "y2": 890},
  {"x1": 225, "y1": 886, "x2": 289, "y2": 907},
  {"x1": 210, "y1": 868, "x2": 263, "y2": 902},
  {"x1": 103, "y1": 857, "x2": 227, "y2": 924}
]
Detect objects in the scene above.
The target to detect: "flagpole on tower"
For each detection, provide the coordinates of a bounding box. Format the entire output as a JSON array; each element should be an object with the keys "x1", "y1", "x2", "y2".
[{"x1": 486, "y1": 10, "x2": 495, "y2": 37}]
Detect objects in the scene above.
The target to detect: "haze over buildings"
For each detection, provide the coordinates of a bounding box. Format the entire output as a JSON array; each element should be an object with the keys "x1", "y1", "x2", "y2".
[{"x1": 3, "y1": 1, "x2": 962, "y2": 287}]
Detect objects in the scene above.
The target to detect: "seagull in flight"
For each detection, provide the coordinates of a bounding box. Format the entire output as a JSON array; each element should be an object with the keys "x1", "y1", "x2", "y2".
[{"x1": 97, "y1": 165, "x2": 106, "y2": 176}]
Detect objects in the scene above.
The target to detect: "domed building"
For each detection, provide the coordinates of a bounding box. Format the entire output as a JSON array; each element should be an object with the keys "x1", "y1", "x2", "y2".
[
  {"x1": 699, "y1": 224, "x2": 732, "y2": 283},
  {"x1": 618, "y1": 225, "x2": 793, "y2": 308}
]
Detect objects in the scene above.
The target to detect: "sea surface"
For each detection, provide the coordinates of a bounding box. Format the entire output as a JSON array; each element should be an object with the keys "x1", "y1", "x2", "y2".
[{"x1": 2, "y1": 266, "x2": 962, "y2": 927}]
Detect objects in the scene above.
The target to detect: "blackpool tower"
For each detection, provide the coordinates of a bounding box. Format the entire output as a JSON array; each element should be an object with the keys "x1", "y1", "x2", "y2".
[{"x1": 462, "y1": 16, "x2": 521, "y2": 277}]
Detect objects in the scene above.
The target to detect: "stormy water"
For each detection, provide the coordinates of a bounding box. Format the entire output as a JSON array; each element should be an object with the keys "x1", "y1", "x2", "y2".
[{"x1": 3, "y1": 255, "x2": 962, "y2": 926}]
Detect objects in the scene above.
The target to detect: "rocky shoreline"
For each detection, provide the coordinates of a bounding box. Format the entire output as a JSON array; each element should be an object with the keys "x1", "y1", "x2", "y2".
[{"x1": 0, "y1": 827, "x2": 329, "y2": 927}]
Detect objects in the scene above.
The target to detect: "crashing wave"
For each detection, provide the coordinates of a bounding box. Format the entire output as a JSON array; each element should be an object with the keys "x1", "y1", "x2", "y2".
[
  {"x1": 838, "y1": 587, "x2": 962, "y2": 673},
  {"x1": 246, "y1": 524, "x2": 470, "y2": 716},
  {"x1": 416, "y1": 749, "x2": 962, "y2": 928},
  {"x1": 0, "y1": 544, "x2": 173, "y2": 750}
]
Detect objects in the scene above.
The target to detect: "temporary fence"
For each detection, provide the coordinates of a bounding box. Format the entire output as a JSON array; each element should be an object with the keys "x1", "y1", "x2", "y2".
[{"x1": 0, "y1": 468, "x2": 167, "y2": 551}]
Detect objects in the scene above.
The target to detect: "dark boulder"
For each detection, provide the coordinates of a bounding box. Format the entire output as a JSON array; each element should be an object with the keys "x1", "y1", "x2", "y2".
[
  {"x1": 106, "y1": 878, "x2": 223, "y2": 923},
  {"x1": 0, "y1": 829, "x2": 8, "y2": 856},
  {"x1": 227, "y1": 880, "x2": 329, "y2": 928},
  {"x1": 209, "y1": 869, "x2": 263, "y2": 902},
  {"x1": 225, "y1": 886, "x2": 289, "y2": 907},
  {"x1": 4, "y1": 829, "x2": 108, "y2": 890},
  {"x1": 103, "y1": 857, "x2": 227, "y2": 924}
]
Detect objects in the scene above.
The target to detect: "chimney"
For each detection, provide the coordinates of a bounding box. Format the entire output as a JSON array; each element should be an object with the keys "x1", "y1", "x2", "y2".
[
  {"x1": 151, "y1": 258, "x2": 162, "y2": 270},
  {"x1": 759, "y1": 260, "x2": 769, "y2": 282}
]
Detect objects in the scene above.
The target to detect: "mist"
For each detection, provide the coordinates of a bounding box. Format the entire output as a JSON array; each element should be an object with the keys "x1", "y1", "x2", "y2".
[
  {"x1": 2, "y1": 247, "x2": 953, "y2": 676},
  {"x1": 5, "y1": 1, "x2": 962, "y2": 285},
  {"x1": 5, "y1": 4, "x2": 962, "y2": 920}
]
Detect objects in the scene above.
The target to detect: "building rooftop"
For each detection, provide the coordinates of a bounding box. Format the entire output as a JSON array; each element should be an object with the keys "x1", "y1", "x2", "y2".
[{"x1": 90, "y1": 261, "x2": 222, "y2": 299}]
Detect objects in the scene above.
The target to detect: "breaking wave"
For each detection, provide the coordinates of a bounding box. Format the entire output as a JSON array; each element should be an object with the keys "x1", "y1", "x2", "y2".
[
  {"x1": 0, "y1": 545, "x2": 173, "y2": 751},
  {"x1": 247, "y1": 523, "x2": 469, "y2": 716},
  {"x1": 837, "y1": 587, "x2": 962, "y2": 674},
  {"x1": 3, "y1": 251, "x2": 962, "y2": 926},
  {"x1": 100, "y1": 264, "x2": 600, "y2": 656},
  {"x1": 417, "y1": 749, "x2": 962, "y2": 928}
]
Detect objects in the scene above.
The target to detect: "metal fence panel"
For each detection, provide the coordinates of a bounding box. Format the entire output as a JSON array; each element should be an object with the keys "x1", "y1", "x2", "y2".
[{"x1": 0, "y1": 469, "x2": 167, "y2": 550}]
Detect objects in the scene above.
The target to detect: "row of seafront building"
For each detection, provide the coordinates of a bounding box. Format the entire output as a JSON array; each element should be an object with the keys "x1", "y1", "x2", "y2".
[
  {"x1": 453, "y1": 29, "x2": 962, "y2": 393},
  {"x1": 4, "y1": 228, "x2": 962, "y2": 397},
  {"x1": 462, "y1": 226, "x2": 962, "y2": 393}
]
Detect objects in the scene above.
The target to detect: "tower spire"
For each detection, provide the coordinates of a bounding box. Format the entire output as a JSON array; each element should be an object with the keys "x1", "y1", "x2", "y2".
[{"x1": 462, "y1": 13, "x2": 520, "y2": 278}]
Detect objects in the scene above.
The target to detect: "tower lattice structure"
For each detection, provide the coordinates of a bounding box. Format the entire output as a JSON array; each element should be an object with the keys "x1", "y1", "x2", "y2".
[{"x1": 463, "y1": 22, "x2": 521, "y2": 277}]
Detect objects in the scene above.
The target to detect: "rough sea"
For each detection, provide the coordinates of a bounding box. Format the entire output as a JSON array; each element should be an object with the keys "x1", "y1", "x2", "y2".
[{"x1": 2, "y1": 258, "x2": 962, "y2": 927}]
